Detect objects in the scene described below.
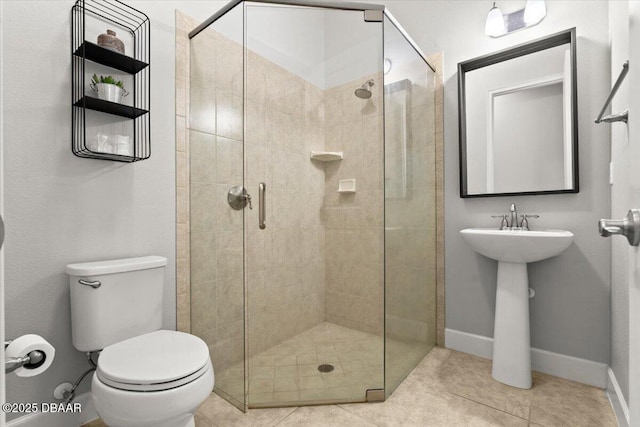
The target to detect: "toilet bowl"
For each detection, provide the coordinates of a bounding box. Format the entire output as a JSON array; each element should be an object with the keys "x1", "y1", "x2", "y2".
[
  {"x1": 66, "y1": 257, "x2": 214, "y2": 427},
  {"x1": 91, "y1": 330, "x2": 214, "y2": 427}
]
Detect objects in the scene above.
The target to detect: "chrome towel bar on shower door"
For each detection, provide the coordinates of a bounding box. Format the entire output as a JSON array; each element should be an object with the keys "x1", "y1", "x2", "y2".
[
  {"x1": 595, "y1": 60, "x2": 629, "y2": 124},
  {"x1": 259, "y1": 182, "x2": 266, "y2": 230}
]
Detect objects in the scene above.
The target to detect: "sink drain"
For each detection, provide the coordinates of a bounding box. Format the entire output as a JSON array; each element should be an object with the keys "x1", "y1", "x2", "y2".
[{"x1": 317, "y1": 364, "x2": 334, "y2": 373}]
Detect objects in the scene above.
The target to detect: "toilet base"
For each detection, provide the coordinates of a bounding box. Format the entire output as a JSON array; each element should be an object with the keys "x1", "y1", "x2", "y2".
[{"x1": 92, "y1": 361, "x2": 214, "y2": 427}]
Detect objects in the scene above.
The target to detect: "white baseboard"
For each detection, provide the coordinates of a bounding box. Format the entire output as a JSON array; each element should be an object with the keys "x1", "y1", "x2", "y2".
[
  {"x1": 6, "y1": 392, "x2": 98, "y2": 427},
  {"x1": 607, "y1": 367, "x2": 630, "y2": 427},
  {"x1": 445, "y1": 328, "x2": 608, "y2": 388}
]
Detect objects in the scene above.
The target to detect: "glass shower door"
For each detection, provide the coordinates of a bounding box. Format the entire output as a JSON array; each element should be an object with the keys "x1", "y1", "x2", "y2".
[
  {"x1": 244, "y1": 2, "x2": 385, "y2": 407},
  {"x1": 189, "y1": 2, "x2": 246, "y2": 411},
  {"x1": 383, "y1": 15, "x2": 437, "y2": 397}
]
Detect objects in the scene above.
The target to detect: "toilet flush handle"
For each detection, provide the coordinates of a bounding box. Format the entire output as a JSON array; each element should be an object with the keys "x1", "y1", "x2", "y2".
[{"x1": 78, "y1": 279, "x2": 101, "y2": 289}]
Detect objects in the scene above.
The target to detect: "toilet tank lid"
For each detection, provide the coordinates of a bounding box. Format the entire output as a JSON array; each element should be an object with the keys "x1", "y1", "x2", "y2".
[{"x1": 65, "y1": 256, "x2": 167, "y2": 276}]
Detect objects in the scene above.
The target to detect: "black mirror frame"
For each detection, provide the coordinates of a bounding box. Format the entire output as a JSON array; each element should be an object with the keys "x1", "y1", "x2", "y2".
[{"x1": 458, "y1": 28, "x2": 578, "y2": 198}]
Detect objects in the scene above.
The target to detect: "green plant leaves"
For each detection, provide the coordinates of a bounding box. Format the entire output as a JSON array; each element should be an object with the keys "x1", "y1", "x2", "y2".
[{"x1": 92, "y1": 74, "x2": 125, "y2": 90}]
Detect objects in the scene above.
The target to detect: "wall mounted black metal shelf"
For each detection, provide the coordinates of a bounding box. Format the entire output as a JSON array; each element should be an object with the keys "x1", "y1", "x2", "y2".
[
  {"x1": 72, "y1": 0, "x2": 150, "y2": 162},
  {"x1": 75, "y1": 97, "x2": 149, "y2": 119},
  {"x1": 73, "y1": 42, "x2": 149, "y2": 74}
]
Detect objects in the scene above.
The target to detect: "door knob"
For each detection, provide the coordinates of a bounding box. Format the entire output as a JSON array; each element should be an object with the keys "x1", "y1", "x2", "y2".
[{"x1": 599, "y1": 209, "x2": 640, "y2": 246}]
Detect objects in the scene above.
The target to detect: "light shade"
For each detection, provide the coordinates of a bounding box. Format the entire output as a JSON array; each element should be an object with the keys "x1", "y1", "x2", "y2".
[
  {"x1": 524, "y1": 0, "x2": 546, "y2": 25},
  {"x1": 485, "y1": 3, "x2": 505, "y2": 37}
]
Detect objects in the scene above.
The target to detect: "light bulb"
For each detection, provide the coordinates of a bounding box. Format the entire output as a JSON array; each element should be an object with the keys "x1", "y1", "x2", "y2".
[
  {"x1": 524, "y1": 0, "x2": 546, "y2": 25},
  {"x1": 485, "y1": 3, "x2": 505, "y2": 37}
]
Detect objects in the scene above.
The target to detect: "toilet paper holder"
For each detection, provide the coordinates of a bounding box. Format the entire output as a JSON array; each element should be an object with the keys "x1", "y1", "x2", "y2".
[{"x1": 4, "y1": 340, "x2": 47, "y2": 374}]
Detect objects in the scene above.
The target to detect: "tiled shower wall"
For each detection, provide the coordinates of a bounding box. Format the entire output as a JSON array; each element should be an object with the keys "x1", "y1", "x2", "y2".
[
  {"x1": 244, "y1": 49, "x2": 327, "y2": 357},
  {"x1": 188, "y1": 23, "x2": 246, "y2": 377},
  {"x1": 322, "y1": 75, "x2": 385, "y2": 335},
  {"x1": 176, "y1": 10, "x2": 445, "y2": 365}
]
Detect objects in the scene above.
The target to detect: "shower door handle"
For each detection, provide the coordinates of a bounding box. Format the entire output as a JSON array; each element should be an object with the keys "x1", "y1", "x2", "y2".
[{"x1": 259, "y1": 182, "x2": 266, "y2": 230}]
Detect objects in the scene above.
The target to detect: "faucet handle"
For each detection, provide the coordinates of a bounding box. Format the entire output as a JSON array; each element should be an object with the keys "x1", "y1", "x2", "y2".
[
  {"x1": 492, "y1": 214, "x2": 509, "y2": 230},
  {"x1": 520, "y1": 214, "x2": 539, "y2": 230}
]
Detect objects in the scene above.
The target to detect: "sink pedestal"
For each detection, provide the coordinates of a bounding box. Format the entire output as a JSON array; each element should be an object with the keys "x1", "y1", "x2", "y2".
[
  {"x1": 459, "y1": 228, "x2": 574, "y2": 390},
  {"x1": 493, "y1": 261, "x2": 531, "y2": 389}
]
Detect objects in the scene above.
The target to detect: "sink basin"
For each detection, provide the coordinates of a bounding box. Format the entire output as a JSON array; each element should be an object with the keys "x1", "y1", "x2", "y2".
[
  {"x1": 459, "y1": 227, "x2": 574, "y2": 389},
  {"x1": 460, "y1": 228, "x2": 574, "y2": 263}
]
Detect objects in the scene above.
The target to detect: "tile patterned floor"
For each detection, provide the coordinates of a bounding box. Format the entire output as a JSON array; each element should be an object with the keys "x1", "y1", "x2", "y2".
[
  {"x1": 196, "y1": 348, "x2": 617, "y2": 427},
  {"x1": 245, "y1": 322, "x2": 385, "y2": 406},
  {"x1": 214, "y1": 322, "x2": 430, "y2": 408},
  {"x1": 83, "y1": 347, "x2": 618, "y2": 427}
]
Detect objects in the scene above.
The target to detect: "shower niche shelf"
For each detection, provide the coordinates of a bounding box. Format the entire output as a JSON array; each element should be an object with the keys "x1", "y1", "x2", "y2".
[
  {"x1": 71, "y1": 0, "x2": 150, "y2": 163},
  {"x1": 310, "y1": 151, "x2": 343, "y2": 162}
]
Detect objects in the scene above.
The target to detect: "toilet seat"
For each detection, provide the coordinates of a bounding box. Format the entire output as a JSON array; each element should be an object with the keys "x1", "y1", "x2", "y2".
[{"x1": 97, "y1": 330, "x2": 210, "y2": 392}]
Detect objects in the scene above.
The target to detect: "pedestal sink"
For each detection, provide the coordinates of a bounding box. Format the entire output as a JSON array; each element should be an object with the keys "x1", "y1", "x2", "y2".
[{"x1": 460, "y1": 228, "x2": 574, "y2": 389}]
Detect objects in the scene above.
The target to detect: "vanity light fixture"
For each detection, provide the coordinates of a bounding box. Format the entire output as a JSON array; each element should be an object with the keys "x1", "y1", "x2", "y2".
[
  {"x1": 485, "y1": 0, "x2": 546, "y2": 38},
  {"x1": 485, "y1": 3, "x2": 505, "y2": 37}
]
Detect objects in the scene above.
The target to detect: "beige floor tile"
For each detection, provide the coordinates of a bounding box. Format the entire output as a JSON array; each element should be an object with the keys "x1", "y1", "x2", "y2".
[
  {"x1": 81, "y1": 419, "x2": 108, "y2": 427},
  {"x1": 275, "y1": 365, "x2": 297, "y2": 378},
  {"x1": 340, "y1": 396, "x2": 414, "y2": 426},
  {"x1": 529, "y1": 372, "x2": 617, "y2": 427},
  {"x1": 438, "y1": 351, "x2": 532, "y2": 419},
  {"x1": 276, "y1": 405, "x2": 376, "y2": 427},
  {"x1": 402, "y1": 391, "x2": 529, "y2": 427},
  {"x1": 199, "y1": 393, "x2": 296, "y2": 427},
  {"x1": 250, "y1": 378, "x2": 275, "y2": 394},
  {"x1": 297, "y1": 352, "x2": 319, "y2": 364},
  {"x1": 253, "y1": 366, "x2": 276, "y2": 380},
  {"x1": 299, "y1": 375, "x2": 325, "y2": 390},
  {"x1": 275, "y1": 355, "x2": 297, "y2": 366},
  {"x1": 299, "y1": 363, "x2": 321, "y2": 377},
  {"x1": 318, "y1": 352, "x2": 340, "y2": 363},
  {"x1": 195, "y1": 412, "x2": 216, "y2": 427},
  {"x1": 198, "y1": 348, "x2": 615, "y2": 426},
  {"x1": 274, "y1": 375, "x2": 298, "y2": 392}
]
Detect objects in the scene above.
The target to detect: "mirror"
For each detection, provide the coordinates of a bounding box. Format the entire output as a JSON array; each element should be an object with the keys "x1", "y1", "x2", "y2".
[{"x1": 458, "y1": 28, "x2": 578, "y2": 198}]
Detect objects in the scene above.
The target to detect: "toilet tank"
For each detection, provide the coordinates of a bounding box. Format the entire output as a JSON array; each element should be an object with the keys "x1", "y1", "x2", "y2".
[{"x1": 66, "y1": 256, "x2": 167, "y2": 352}]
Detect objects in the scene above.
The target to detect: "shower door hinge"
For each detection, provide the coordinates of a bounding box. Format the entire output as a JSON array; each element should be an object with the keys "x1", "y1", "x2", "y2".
[
  {"x1": 366, "y1": 389, "x2": 385, "y2": 402},
  {"x1": 364, "y1": 10, "x2": 383, "y2": 22}
]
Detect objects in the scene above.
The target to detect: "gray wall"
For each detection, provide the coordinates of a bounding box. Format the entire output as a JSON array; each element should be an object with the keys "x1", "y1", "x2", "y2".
[
  {"x1": 372, "y1": 0, "x2": 611, "y2": 363},
  {"x1": 0, "y1": 0, "x2": 187, "y2": 419},
  {"x1": 609, "y1": 0, "x2": 630, "y2": 404}
]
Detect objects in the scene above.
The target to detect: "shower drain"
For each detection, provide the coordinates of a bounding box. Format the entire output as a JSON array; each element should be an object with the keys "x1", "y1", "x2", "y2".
[{"x1": 317, "y1": 364, "x2": 334, "y2": 373}]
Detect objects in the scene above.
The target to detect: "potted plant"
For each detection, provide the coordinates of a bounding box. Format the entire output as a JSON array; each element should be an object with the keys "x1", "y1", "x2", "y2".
[{"x1": 90, "y1": 74, "x2": 129, "y2": 103}]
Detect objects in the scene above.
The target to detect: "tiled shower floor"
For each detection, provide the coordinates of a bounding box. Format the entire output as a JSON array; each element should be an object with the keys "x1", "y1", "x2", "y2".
[{"x1": 215, "y1": 322, "x2": 385, "y2": 407}]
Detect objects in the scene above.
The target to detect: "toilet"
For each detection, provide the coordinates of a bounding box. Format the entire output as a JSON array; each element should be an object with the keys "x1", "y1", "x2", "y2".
[{"x1": 66, "y1": 256, "x2": 214, "y2": 427}]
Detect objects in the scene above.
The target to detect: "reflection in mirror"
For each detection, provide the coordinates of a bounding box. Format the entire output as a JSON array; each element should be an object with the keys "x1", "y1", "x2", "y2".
[{"x1": 458, "y1": 28, "x2": 578, "y2": 197}]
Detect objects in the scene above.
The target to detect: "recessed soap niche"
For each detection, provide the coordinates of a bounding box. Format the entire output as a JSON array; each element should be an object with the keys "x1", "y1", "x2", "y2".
[{"x1": 338, "y1": 179, "x2": 356, "y2": 193}]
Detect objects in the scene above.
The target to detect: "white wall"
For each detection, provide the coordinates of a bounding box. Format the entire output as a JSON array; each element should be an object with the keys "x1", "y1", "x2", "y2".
[
  {"x1": 609, "y1": 0, "x2": 630, "y2": 406},
  {"x1": 368, "y1": 0, "x2": 611, "y2": 364},
  {"x1": 0, "y1": 0, "x2": 210, "y2": 420}
]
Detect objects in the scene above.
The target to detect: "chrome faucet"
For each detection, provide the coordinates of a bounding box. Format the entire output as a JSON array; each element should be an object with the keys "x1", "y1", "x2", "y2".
[
  {"x1": 509, "y1": 203, "x2": 518, "y2": 229},
  {"x1": 492, "y1": 203, "x2": 539, "y2": 230}
]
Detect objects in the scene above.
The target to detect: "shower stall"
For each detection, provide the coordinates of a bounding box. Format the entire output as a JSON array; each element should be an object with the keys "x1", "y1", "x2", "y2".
[{"x1": 187, "y1": 0, "x2": 437, "y2": 410}]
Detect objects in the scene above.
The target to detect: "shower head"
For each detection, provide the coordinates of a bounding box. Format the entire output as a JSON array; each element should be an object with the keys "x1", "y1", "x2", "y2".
[{"x1": 355, "y1": 79, "x2": 375, "y2": 99}]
